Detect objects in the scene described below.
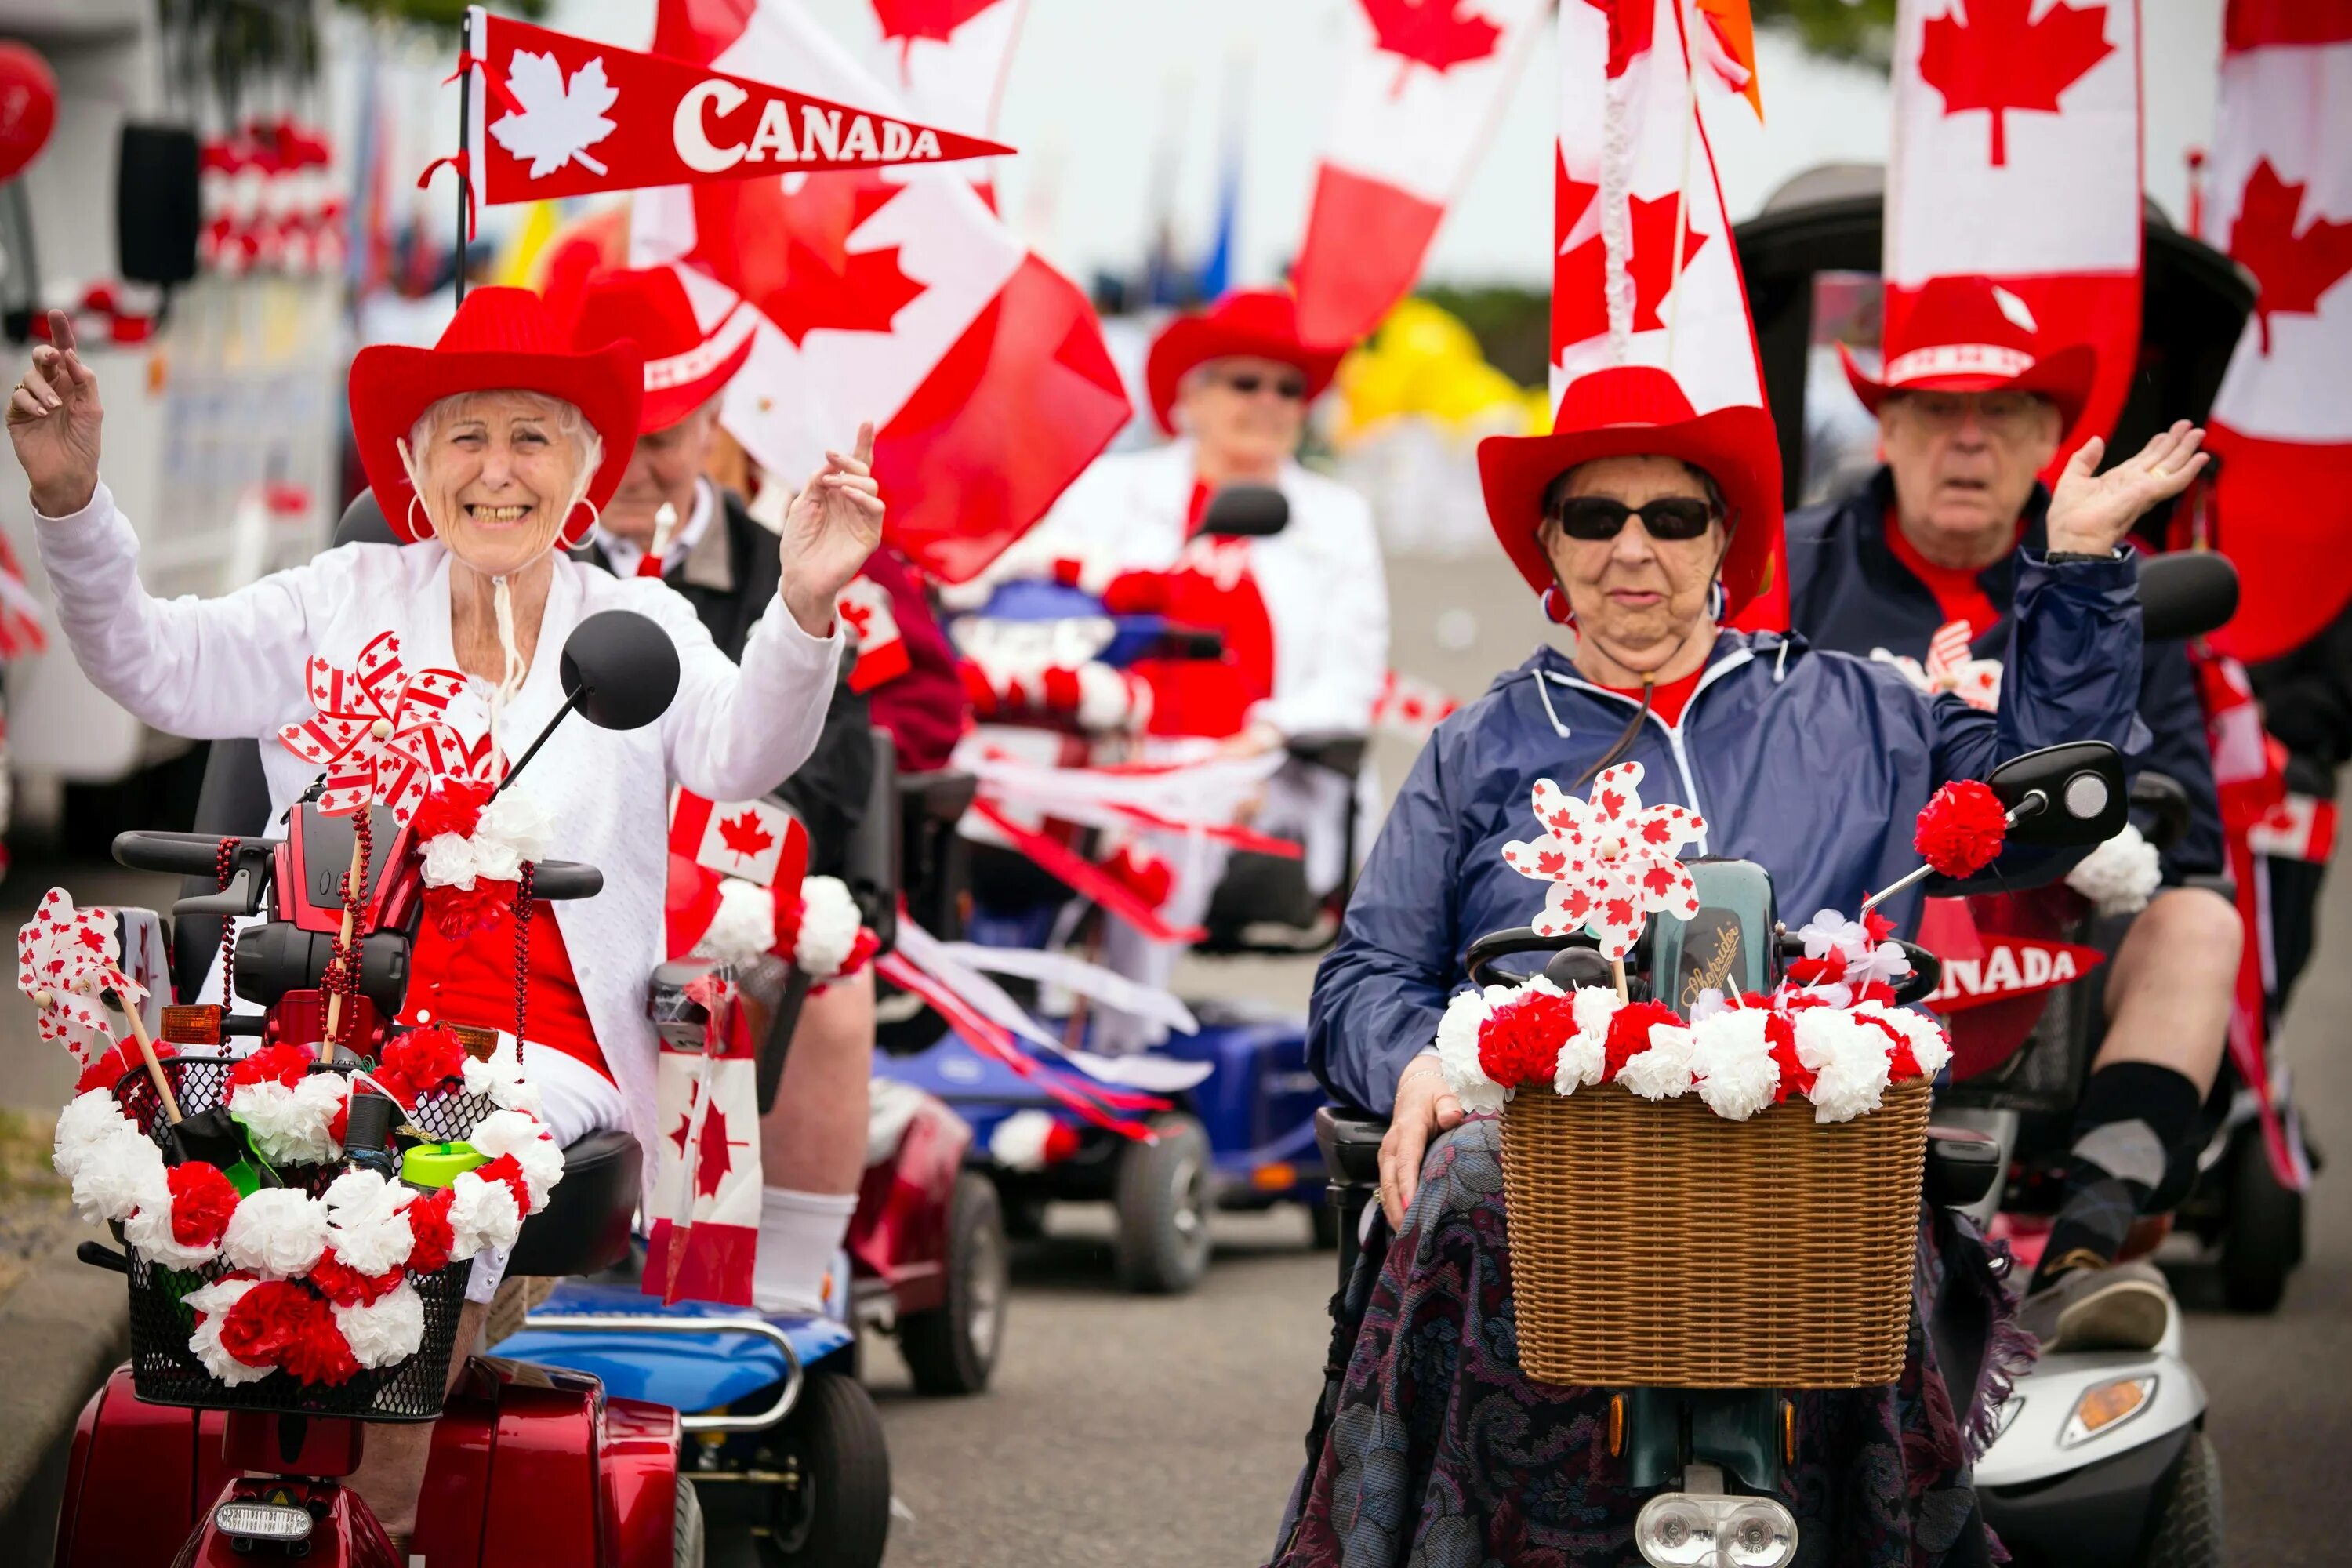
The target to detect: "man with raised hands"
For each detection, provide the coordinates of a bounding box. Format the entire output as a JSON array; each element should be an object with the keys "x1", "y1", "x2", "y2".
[{"x1": 1786, "y1": 275, "x2": 2238, "y2": 1352}]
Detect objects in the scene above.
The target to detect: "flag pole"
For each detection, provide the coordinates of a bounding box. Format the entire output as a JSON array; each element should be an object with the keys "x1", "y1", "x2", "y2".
[{"x1": 456, "y1": 7, "x2": 477, "y2": 309}]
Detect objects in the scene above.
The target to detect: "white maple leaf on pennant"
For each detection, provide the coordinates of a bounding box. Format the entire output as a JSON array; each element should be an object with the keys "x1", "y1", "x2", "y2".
[{"x1": 488, "y1": 50, "x2": 617, "y2": 179}]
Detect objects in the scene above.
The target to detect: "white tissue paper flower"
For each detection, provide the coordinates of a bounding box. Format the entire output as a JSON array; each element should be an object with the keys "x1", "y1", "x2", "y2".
[
  {"x1": 222, "y1": 1187, "x2": 331, "y2": 1279},
  {"x1": 1617, "y1": 1022, "x2": 1700, "y2": 1101},
  {"x1": 1795, "y1": 1007, "x2": 1896, "y2": 1124},
  {"x1": 469, "y1": 1109, "x2": 565, "y2": 1211},
  {"x1": 448, "y1": 1168, "x2": 524, "y2": 1258},
  {"x1": 1688, "y1": 1009, "x2": 1781, "y2": 1121},
  {"x1": 70, "y1": 1127, "x2": 167, "y2": 1225},
  {"x1": 695, "y1": 877, "x2": 776, "y2": 967},
  {"x1": 1434, "y1": 989, "x2": 1508, "y2": 1115},
  {"x1": 462, "y1": 1041, "x2": 543, "y2": 1116},
  {"x1": 2064, "y1": 824, "x2": 2163, "y2": 917},
  {"x1": 334, "y1": 1280, "x2": 427, "y2": 1369},
  {"x1": 1553, "y1": 985, "x2": 1623, "y2": 1092},
  {"x1": 232, "y1": 1073, "x2": 348, "y2": 1167},
  {"x1": 53, "y1": 1089, "x2": 139, "y2": 1182},
  {"x1": 1857, "y1": 1000, "x2": 1954, "y2": 1079},
  {"x1": 796, "y1": 876, "x2": 862, "y2": 978},
  {"x1": 321, "y1": 1170, "x2": 417, "y2": 1276},
  {"x1": 122, "y1": 1166, "x2": 223, "y2": 1270},
  {"x1": 186, "y1": 1276, "x2": 273, "y2": 1385},
  {"x1": 419, "y1": 790, "x2": 555, "y2": 888}
]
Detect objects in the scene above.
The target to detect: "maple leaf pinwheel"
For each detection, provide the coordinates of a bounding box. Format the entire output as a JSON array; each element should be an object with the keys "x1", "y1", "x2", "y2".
[
  {"x1": 1501, "y1": 763, "x2": 1705, "y2": 960},
  {"x1": 1871, "y1": 620, "x2": 2002, "y2": 713},
  {"x1": 1363, "y1": 0, "x2": 1504, "y2": 93},
  {"x1": 488, "y1": 49, "x2": 619, "y2": 180},
  {"x1": 16, "y1": 888, "x2": 125, "y2": 1064},
  {"x1": 1917, "y1": 0, "x2": 2114, "y2": 168},
  {"x1": 278, "y1": 631, "x2": 469, "y2": 822},
  {"x1": 2228, "y1": 158, "x2": 2352, "y2": 354}
]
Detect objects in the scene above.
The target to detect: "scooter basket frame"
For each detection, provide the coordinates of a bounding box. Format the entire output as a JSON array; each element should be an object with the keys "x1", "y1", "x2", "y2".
[
  {"x1": 112, "y1": 1054, "x2": 491, "y2": 1421},
  {"x1": 1501, "y1": 1078, "x2": 1932, "y2": 1389}
]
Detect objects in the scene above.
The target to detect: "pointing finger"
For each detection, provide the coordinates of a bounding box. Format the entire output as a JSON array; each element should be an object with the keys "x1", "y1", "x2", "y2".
[
  {"x1": 851, "y1": 420, "x2": 875, "y2": 469},
  {"x1": 46, "y1": 310, "x2": 74, "y2": 354}
]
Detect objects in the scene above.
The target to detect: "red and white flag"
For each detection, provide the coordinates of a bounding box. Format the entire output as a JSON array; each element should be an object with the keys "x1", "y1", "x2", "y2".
[
  {"x1": 848, "y1": 0, "x2": 1029, "y2": 199},
  {"x1": 2203, "y1": 0, "x2": 2352, "y2": 662},
  {"x1": 461, "y1": 9, "x2": 1006, "y2": 206},
  {"x1": 671, "y1": 789, "x2": 809, "y2": 889},
  {"x1": 644, "y1": 971, "x2": 762, "y2": 1305},
  {"x1": 1289, "y1": 0, "x2": 1550, "y2": 350},
  {"x1": 633, "y1": 0, "x2": 1130, "y2": 586},
  {"x1": 1886, "y1": 0, "x2": 2143, "y2": 453},
  {"x1": 837, "y1": 575, "x2": 912, "y2": 692}
]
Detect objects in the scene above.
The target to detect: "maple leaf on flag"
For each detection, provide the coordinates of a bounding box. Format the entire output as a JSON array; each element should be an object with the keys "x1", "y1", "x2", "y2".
[
  {"x1": 488, "y1": 49, "x2": 619, "y2": 180},
  {"x1": 2227, "y1": 158, "x2": 2352, "y2": 354},
  {"x1": 872, "y1": 0, "x2": 1005, "y2": 74},
  {"x1": 695, "y1": 1101, "x2": 737, "y2": 1200},
  {"x1": 1552, "y1": 151, "x2": 1709, "y2": 361},
  {"x1": 1917, "y1": 0, "x2": 2112, "y2": 168},
  {"x1": 1363, "y1": 0, "x2": 1504, "y2": 96},
  {"x1": 717, "y1": 810, "x2": 778, "y2": 864},
  {"x1": 1578, "y1": 0, "x2": 1656, "y2": 79},
  {"x1": 718, "y1": 176, "x2": 929, "y2": 347}
]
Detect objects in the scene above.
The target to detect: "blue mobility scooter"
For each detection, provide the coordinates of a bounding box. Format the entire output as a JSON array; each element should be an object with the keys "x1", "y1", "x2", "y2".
[{"x1": 873, "y1": 485, "x2": 1357, "y2": 1293}]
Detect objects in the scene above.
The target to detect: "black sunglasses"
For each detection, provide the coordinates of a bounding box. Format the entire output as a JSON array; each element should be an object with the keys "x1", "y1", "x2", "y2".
[
  {"x1": 1214, "y1": 369, "x2": 1308, "y2": 401},
  {"x1": 1548, "y1": 495, "x2": 1719, "y2": 543}
]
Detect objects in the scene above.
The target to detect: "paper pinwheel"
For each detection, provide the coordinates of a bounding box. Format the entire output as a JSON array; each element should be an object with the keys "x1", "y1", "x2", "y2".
[
  {"x1": 1501, "y1": 763, "x2": 1706, "y2": 959},
  {"x1": 1870, "y1": 620, "x2": 2002, "y2": 713},
  {"x1": 278, "y1": 631, "x2": 468, "y2": 821},
  {"x1": 16, "y1": 888, "x2": 127, "y2": 1064}
]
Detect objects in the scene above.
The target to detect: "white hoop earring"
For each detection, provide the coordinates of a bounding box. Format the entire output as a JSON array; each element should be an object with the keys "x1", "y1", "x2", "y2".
[
  {"x1": 574, "y1": 499, "x2": 600, "y2": 543},
  {"x1": 405, "y1": 492, "x2": 435, "y2": 540}
]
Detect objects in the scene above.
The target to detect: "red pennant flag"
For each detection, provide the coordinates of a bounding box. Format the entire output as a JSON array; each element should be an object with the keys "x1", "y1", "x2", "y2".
[{"x1": 464, "y1": 8, "x2": 1009, "y2": 208}]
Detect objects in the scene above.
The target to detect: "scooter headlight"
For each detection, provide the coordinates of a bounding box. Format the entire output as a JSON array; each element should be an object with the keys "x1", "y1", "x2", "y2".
[
  {"x1": 213, "y1": 1501, "x2": 313, "y2": 1542},
  {"x1": 2060, "y1": 1374, "x2": 2155, "y2": 1448},
  {"x1": 1633, "y1": 1490, "x2": 1798, "y2": 1568},
  {"x1": 1719, "y1": 1500, "x2": 1797, "y2": 1568},
  {"x1": 1633, "y1": 1494, "x2": 1717, "y2": 1567}
]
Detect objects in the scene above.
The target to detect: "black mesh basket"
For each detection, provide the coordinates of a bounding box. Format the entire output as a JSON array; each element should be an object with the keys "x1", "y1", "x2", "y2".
[{"x1": 111, "y1": 1054, "x2": 488, "y2": 1419}]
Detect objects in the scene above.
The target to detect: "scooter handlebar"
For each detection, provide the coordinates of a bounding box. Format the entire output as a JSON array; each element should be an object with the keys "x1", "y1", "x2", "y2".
[
  {"x1": 530, "y1": 861, "x2": 603, "y2": 900},
  {"x1": 114, "y1": 829, "x2": 274, "y2": 878}
]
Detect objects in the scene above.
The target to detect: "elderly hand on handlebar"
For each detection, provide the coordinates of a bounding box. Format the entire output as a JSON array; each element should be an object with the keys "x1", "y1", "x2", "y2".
[{"x1": 1378, "y1": 1054, "x2": 1465, "y2": 1228}]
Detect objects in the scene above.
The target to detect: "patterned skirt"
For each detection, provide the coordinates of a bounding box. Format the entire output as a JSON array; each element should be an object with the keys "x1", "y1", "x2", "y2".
[{"x1": 1271, "y1": 1119, "x2": 2030, "y2": 1568}]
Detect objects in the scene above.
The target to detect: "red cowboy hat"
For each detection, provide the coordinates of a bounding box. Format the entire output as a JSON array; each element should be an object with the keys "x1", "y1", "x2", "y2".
[
  {"x1": 1475, "y1": 365, "x2": 1784, "y2": 618},
  {"x1": 1840, "y1": 274, "x2": 2098, "y2": 430},
  {"x1": 348, "y1": 285, "x2": 643, "y2": 546},
  {"x1": 569, "y1": 266, "x2": 757, "y2": 436},
  {"x1": 1145, "y1": 289, "x2": 1345, "y2": 435}
]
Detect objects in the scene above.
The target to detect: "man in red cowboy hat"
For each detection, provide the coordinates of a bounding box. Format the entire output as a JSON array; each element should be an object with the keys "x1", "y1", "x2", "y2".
[
  {"x1": 955, "y1": 287, "x2": 1388, "y2": 1050},
  {"x1": 1786, "y1": 274, "x2": 2240, "y2": 1352}
]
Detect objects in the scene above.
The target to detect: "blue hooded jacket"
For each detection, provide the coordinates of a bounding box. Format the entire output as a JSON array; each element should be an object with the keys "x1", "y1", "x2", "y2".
[
  {"x1": 1786, "y1": 468, "x2": 2223, "y2": 878},
  {"x1": 1307, "y1": 550, "x2": 2145, "y2": 1116}
]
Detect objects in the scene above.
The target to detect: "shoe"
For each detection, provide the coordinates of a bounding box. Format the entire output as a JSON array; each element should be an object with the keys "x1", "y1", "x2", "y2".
[{"x1": 2019, "y1": 1253, "x2": 2172, "y2": 1352}]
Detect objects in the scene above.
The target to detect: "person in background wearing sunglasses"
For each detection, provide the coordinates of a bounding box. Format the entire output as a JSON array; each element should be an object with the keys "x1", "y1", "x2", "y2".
[
  {"x1": 1277, "y1": 358, "x2": 2201, "y2": 1566},
  {"x1": 1786, "y1": 275, "x2": 2240, "y2": 1353},
  {"x1": 952, "y1": 289, "x2": 1388, "y2": 1052}
]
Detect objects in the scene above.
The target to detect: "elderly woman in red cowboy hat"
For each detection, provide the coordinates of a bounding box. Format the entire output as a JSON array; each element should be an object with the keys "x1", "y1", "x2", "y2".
[
  {"x1": 5, "y1": 292, "x2": 879, "y2": 1534},
  {"x1": 1273, "y1": 359, "x2": 2204, "y2": 1565}
]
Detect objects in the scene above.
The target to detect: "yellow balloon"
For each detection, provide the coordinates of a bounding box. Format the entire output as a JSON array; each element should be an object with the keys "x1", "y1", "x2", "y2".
[
  {"x1": 1425, "y1": 361, "x2": 1524, "y2": 426},
  {"x1": 1338, "y1": 350, "x2": 1418, "y2": 434},
  {"x1": 1376, "y1": 298, "x2": 1483, "y2": 372}
]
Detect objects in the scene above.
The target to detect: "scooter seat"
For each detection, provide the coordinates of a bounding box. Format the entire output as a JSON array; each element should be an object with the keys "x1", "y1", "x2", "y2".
[{"x1": 504, "y1": 1128, "x2": 641, "y2": 1278}]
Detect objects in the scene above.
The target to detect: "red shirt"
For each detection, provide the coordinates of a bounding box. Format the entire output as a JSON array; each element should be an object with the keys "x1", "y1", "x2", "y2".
[
  {"x1": 403, "y1": 904, "x2": 610, "y2": 1082},
  {"x1": 1131, "y1": 480, "x2": 1278, "y2": 739},
  {"x1": 1883, "y1": 509, "x2": 2015, "y2": 637},
  {"x1": 1599, "y1": 664, "x2": 1708, "y2": 727}
]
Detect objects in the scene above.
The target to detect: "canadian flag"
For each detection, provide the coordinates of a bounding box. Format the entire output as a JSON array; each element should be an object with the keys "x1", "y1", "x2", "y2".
[
  {"x1": 671, "y1": 789, "x2": 809, "y2": 889},
  {"x1": 1886, "y1": 0, "x2": 2143, "y2": 455},
  {"x1": 2202, "y1": 1, "x2": 2352, "y2": 662},
  {"x1": 837, "y1": 574, "x2": 911, "y2": 692},
  {"x1": 644, "y1": 970, "x2": 762, "y2": 1306},
  {"x1": 1289, "y1": 0, "x2": 1550, "y2": 350},
  {"x1": 2247, "y1": 792, "x2": 2340, "y2": 864},
  {"x1": 634, "y1": 0, "x2": 1131, "y2": 586},
  {"x1": 848, "y1": 0, "x2": 1030, "y2": 200}
]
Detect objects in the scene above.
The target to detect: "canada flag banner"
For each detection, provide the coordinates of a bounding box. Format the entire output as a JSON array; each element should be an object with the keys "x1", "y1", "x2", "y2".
[
  {"x1": 671, "y1": 789, "x2": 809, "y2": 890},
  {"x1": 1924, "y1": 931, "x2": 2107, "y2": 1014},
  {"x1": 1886, "y1": 0, "x2": 2143, "y2": 454},
  {"x1": 2202, "y1": 0, "x2": 2352, "y2": 662},
  {"x1": 1289, "y1": 0, "x2": 1550, "y2": 350},
  {"x1": 464, "y1": 9, "x2": 1009, "y2": 206},
  {"x1": 644, "y1": 972, "x2": 762, "y2": 1306}
]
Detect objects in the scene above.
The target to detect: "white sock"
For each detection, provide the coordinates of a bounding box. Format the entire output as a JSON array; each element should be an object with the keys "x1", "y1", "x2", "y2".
[{"x1": 753, "y1": 1186, "x2": 858, "y2": 1316}]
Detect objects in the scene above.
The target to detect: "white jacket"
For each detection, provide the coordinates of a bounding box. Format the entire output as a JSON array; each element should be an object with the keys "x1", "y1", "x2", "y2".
[
  {"x1": 1010, "y1": 441, "x2": 1389, "y2": 740},
  {"x1": 34, "y1": 484, "x2": 843, "y2": 1177}
]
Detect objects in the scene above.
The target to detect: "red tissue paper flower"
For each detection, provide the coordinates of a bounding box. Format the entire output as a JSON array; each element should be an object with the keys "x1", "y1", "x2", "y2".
[
  {"x1": 310, "y1": 1254, "x2": 407, "y2": 1308},
  {"x1": 227, "y1": 1042, "x2": 313, "y2": 1092},
  {"x1": 425, "y1": 877, "x2": 517, "y2": 940},
  {"x1": 1763, "y1": 1012, "x2": 1813, "y2": 1102},
  {"x1": 1914, "y1": 780, "x2": 2009, "y2": 878},
  {"x1": 168, "y1": 1162, "x2": 241, "y2": 1248},
  {"x1": 474, "y1": 1152, "x2": 533, "y2": 1210},
  {"x1": 405, "y1": 1186, "x2": 456, "y2": 1274},
  {"x1": 376, "y1": 1024, "x2": 467, "y2": 1102},
  {"x1": 279, "y1": 1308, "x2": 361, "y2": 1386},
  {"x1": 219, "y1": 1278, "x2": 321, "y2": 1369},
  {"x1": 412, "y1": 778, "x2": 494, "y2": 843},
  {"x1": 1477, "y1": 989, "x2": 1578, "y2": 1088},
  {"x1": 1603, "y1": 1000, "x2": 1685, "y2": 1082}
]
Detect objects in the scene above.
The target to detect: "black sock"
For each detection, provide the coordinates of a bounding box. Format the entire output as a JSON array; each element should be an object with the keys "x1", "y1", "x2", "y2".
[{"x1": 2033, "y1": 1062, "x2": 2203, "y2": 1288}]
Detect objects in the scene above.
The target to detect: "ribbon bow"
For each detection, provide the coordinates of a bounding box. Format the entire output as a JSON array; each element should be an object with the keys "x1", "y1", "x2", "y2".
[
  {"x1": 16, "y1": 888, "x2": 132, "y2": 1065},
  {"x1": 278, "y1": 631, "x2": 469, "y2": 822},
  {"x1": 1871, "y1": 620, "x2": 2002, "y2": 713},
  {"x1": 1501, "y1": 763, "x2": 1706, "y2": 959}
]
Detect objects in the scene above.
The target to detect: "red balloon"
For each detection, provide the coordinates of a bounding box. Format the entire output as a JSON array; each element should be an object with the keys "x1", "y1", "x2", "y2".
[{"x1": 0, "y1": 44, "x2": 58, "y2": 186}]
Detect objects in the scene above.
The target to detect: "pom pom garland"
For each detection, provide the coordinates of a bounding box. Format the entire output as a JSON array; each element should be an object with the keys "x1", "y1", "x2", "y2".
[
  {"x1": 792, "y1": 876, "x2": 864, "y2": 979},
  {"x1": 2064, "y1": 824, "x2": 2162, "y2": 916},
  {"x1": 1914, "y1": 780, "x2": 2009, "y2": 879}
]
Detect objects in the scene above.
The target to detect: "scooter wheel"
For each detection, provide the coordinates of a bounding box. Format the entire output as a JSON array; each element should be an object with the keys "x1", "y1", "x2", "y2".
[
  {"x1": 762, "y1": 1374, "x2": 891, "y2": 1568},
  {"x1": 673, "y1": 1475, "x2": 705, "y2": 1568},
  {"x1": 1114, "y1": 1113, "x2": 1214, "y2": 1294},
  {"x1": 2220, "y1": 1128, "x2": 2301, "y2": 1313},
  {"x1": 899, "y1": 1170, "x2": 1010, "y2": 1396},
  {"x1": 2140, "y1": 1431, "x2": 2223, "y2": 1568}
]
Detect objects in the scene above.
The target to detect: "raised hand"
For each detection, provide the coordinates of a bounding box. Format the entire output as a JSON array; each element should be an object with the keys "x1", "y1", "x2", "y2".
[
  {"x1": 2046, "y1": 419, "x2": 2209, "y2": 557},
  {"x1": 776, "y1": 420, "x2": 884, "y2": 638},
  {"x1": 5, "y1": 310, "x2": 105, "y2": 517}
]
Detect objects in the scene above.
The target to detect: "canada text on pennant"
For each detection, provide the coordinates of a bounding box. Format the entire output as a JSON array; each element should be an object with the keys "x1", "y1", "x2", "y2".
[{"x1": 466, "y1": 8, "x2": 1013, "y2": 207}]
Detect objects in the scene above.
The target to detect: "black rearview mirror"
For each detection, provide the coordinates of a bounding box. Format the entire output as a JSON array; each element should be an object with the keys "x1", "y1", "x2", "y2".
[
  {"x1": 1984, "y1": 742, "x2": 2128, "y2": 848},
  {"x1": 2139, "y1": 552, "x2": 2240, "y2": 641},
  {"x1": 1199, "y1": 484, "x2": 1289, "y2": 539},
  {"x1": 562, "y1": 609, "x2": 681, "y2": 731}
]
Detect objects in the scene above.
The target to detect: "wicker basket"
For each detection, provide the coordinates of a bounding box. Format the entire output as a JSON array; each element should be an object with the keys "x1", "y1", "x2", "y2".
[{"x1": 1500, "y1": 1077, "x2": 1931, "y2": 1389}]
